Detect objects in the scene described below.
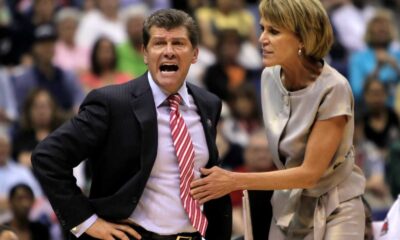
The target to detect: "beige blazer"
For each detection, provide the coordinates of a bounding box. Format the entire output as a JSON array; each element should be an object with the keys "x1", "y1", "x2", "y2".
[{"x1": 260, "y1": 63, "x2": 366, "y2": 239}]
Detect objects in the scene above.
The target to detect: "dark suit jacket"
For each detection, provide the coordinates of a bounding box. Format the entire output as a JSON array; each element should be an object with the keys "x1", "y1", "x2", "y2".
[{"x1": 31, "y1": 73, "x2": 232, "y2": 239}]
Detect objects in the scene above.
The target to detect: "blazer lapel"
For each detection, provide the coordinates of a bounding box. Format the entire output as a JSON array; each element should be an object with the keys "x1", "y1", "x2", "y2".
[
  {"x1": 187, "y1": 84, "x2": 218, "y2": 168},
  {"x1": 129, "y1": 74, "x2": 158, "y2": 176}
]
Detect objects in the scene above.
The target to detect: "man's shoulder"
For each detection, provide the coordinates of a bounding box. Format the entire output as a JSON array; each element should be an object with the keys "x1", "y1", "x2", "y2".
[
  {"x1": 187, "y1": 82, "x2": 220, "y2": 103},
  {"x1": 89, "y1": 74, "x2": 147, "y2": 99}
]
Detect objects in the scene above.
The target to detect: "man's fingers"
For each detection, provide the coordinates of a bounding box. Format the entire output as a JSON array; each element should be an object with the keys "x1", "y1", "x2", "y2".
[
  {"x1": 115, "y1": 224, "x2": 142, "y2": 239},
  {"x1": 104, "y1": 235, "x2": 115, "y2": 240},
  {"x1": 111, "y1": 229, "x2": 129, "y2": 240}
]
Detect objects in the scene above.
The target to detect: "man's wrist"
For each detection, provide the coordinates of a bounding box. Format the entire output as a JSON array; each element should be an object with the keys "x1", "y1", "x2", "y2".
[{"x1": 71, "y1": 214, "x2": 98, "y2": 237}]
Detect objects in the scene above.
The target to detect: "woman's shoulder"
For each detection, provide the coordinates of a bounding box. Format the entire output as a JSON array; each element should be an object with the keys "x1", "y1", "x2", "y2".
[
  {"x1": 319, "y1": 63, "x2": 352, "y2": 90},
  {"x1": 261, "y1": 66, "x2": 279, "y2": 80}
]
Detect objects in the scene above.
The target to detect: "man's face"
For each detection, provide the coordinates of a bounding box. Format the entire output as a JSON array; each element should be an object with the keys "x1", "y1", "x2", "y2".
[
  {"x1": 10, "y1": 188, "x2": 34, "y2": 220},
  {"x1": 33, "y1": 40, "x2": 55, "y2": 65},
  {"x1": 143, "y1": 26, "x2": 198, "y2": 94}
]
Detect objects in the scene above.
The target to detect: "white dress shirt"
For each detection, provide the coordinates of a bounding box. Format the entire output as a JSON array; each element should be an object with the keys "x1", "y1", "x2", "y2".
[{"x1": 72, "y1": 73, "x2": 209, "y2": 236}]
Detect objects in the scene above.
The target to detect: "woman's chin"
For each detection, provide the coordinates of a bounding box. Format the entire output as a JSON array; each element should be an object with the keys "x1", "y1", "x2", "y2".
[{"x1": 262, "y1": 60, "x2": 278, "y2": 67}]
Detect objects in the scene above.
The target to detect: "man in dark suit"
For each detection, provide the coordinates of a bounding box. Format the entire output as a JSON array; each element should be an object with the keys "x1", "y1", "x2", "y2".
[{"x1": 31, "y1": 9, "x2": 232, "y2": 240}]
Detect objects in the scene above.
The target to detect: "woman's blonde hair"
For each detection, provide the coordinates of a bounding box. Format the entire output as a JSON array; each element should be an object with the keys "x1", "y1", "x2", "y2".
[
  {"x1": 259, "y1": 0, "x2": 333, "y2": 60},
  {"x1": 364, "y1": 9, "x2": 398, "y2": 46}
]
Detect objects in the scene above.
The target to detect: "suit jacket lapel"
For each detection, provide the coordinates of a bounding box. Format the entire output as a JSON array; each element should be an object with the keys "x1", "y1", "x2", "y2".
[
  {"x1": 129, "y1": 74, "x2": 158, "y2": 176},
  {"x1": 187, "y1": 84, "x2": 219, "y2": 167}
]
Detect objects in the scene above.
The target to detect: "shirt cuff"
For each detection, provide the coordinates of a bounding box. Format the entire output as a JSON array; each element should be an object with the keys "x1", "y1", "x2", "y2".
[{"x1": 70, "y1": 214, "x2": 98, "y2": 237}]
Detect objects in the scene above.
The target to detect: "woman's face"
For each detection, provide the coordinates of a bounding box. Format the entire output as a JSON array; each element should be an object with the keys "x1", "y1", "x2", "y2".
[
  {"x1": 364, "y1": 81, "x2": 387, "y2": 111},
  {"x1": 259, "y1": 18, "x2": 302, "y2": 67},
  {"x1": 96, "y1": 39, "x2": 115, "y2": 69},
  {"x1": 369, "y1": 19, "x2": 391, "y2": 46},
  {"x1": 58, "y1": 18, "x2": 78, "y2": 44},
  {"x1": 30, "y1": 91, "x2": 53, "y2": 128}
]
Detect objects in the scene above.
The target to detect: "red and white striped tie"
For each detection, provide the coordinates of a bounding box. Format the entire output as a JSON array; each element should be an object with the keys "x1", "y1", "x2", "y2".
[{"x1": 168, "y1": 93, "x2": 208, "y2": 236}]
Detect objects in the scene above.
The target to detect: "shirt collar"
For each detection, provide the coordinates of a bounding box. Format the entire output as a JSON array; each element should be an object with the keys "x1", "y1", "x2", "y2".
[{"x1": 147, "y1": 72, "x2": 191, "y2": 108}]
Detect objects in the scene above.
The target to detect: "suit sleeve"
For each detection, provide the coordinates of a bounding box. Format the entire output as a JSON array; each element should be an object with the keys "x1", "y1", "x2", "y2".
[
  {"x1": 204, "y1": 97, "x2": 232, "y2": 240},
  {"x1": 31, "y1": 89, "x2": 110, "y2": 230}
]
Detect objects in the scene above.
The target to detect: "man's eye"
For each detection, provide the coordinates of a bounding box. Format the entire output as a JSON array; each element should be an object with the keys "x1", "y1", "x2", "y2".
[{"x1": 154, "y1": 41, "x2": 165, "y2": 45}]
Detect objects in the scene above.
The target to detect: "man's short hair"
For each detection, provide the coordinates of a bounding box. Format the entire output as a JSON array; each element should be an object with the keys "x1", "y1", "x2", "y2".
[
  {"x1": 259, "y1": 0, "x2": 333, "y2": 60},
  {"x1": 142, "y1": 9, "x2": 199, "y2": 48}
]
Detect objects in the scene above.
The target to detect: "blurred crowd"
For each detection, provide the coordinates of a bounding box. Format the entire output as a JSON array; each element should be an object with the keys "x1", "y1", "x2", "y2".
[{"x1": 1, "y1": 0, "x2": 400, "y2": 239}]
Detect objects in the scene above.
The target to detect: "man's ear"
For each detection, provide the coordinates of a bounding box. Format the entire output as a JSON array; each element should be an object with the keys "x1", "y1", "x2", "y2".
[
  {"x1": 191, "y1": 47, "x2": 199, "y2": 64},
  {"x1": 142, "y1": 44, "x2": 148, "y2": 64}
]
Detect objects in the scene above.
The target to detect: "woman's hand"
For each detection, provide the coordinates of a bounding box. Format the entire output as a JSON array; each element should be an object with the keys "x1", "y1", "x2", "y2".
[
  {"x1": 376, "y1": 49, "x2": 399, "y2": 68},
  {"x1": 190, "y1": 166, "x2": 237, "y2": 204}
]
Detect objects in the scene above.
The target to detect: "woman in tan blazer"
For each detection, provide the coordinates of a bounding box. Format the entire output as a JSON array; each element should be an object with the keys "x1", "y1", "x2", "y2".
[{"x1": 191, "y1": 0, "x2": 366, "y2": 239}]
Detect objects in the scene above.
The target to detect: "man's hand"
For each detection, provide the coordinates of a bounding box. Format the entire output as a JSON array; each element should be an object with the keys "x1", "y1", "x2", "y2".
[{"x1": 85, "y1": 218, "x2": 142, "y2": 240}]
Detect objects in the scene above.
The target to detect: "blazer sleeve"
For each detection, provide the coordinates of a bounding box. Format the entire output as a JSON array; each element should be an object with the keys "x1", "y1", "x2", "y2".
[
  {"x1": 31, "y1": 89, "x2": 110, "y2": 230},
  {"x1": 204, "y1": 97, "x2": 232, "y2": 240}
]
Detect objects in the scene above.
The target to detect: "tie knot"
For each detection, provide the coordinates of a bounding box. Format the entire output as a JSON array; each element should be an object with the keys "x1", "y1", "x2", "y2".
[{"x1": 168, "y1": 94, "x2": 182, "y2": 111}]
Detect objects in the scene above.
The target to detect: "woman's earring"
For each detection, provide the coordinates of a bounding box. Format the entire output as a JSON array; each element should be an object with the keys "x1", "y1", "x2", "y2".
[{"x1": 298, "y1": 48, "x2": 302, "y2": 56}]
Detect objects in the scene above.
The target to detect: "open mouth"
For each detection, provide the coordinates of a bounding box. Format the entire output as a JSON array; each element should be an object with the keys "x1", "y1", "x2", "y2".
[{"x1": 160, "y1": 64, "x2": 179, "y2": 72}]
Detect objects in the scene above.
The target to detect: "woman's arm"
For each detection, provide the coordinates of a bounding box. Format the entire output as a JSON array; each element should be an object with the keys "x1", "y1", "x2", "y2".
[{"x1": 191, "y1": 115, "x2": 347, "y2": 204}]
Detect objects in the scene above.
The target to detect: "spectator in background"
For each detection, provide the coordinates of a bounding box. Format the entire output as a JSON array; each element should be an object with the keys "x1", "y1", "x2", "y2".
[
  {"x1": 13, "y1": 24, "x2": 84, "y2": 115},
  {"x1": 117, "y1": 4, "x2": 148, "y2": 78},
  {"x1": 80, "y1": 0, "x2": 96, "y2": 12},
  {"x1": 222, "y1": 84, "x2": 262, "y2": 147},
  {"x1": 171, "y1": 0, "x2": 209, "y2": 16},
  {"x1": 5, "y1": 184, "x2": 50, "y2": 240},
  {"x1": 330, "y1": 0, "x2": 375, "y2": 53},
  {"x1": 0, "y1": 131, "x2": 43, "y2": 219},
  {"x1": 204, "y1": 29, "x2": 250, "y2": 101},
  {"x1": 229, "y1": 131, "x2": 274, "y2": 240},
  {"x1": 354, "y1": 116, "x2": 393, "y2": 217},
  {"x1": 0, "y1": 69, "x2": 17, "y2": 134},
  {"x1": 75, "y1": 0, "x2": 126, "y2": 49},
  {"x1": 195, "y1": 0, "x2": 257, "y2": 50},
  {"x1": 53, "y1": 7, "x2": 90, "y2": 76},
  {"x1": 195, "y1": 0, "x2": 262, "y2": 70},
  {"x1": 0, "y1": 0, "x2": 16, "y2": 66},
  {"x1": 386, "y1": 138, "x2": 400, "y2": 199},
  {"x1": 216, "y1": 105, "x2": 244, "y2": 170},
  {"x1": 7, "y1": 0, "x2": 57, "y2": 66},
  {"x1": 12, "y1": 89, "x2": 63, "y2": 168},
  {"x1": 119, "y1": 0, "x2": 170, "y2": 11},
  {"x1": 81, "y1": 37, "x2": 132, "y2": 93},
  {"x1": 362, "y1": 78, "x2": 399, "y2": 156},
  {"x1": 349, "y1": 9, "x2": 400, "y2": 104}
]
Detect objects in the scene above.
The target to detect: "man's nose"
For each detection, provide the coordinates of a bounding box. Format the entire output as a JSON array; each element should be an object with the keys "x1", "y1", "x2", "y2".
[{"x1": 163, "y1": 43, "x2": 175, "y2": 58}]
